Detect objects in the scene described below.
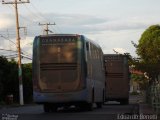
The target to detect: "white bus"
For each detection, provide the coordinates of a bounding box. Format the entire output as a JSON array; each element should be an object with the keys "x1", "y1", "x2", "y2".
[{"x1": 32, "y1": 34, "x2": 105, "y2": 112}]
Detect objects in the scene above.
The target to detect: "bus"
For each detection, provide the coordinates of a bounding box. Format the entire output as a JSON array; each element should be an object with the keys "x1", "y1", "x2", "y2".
[
  {"x1": 104, "y1": 54, "x2": 130, "y2": 105},
  {"x1": 32, "y1": 34, "x2": 105, "y2": 112}
]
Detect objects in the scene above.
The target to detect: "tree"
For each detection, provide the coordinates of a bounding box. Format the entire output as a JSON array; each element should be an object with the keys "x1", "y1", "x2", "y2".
[
  {"x1": 0, "y1": 57, "x2": 19, "y2": 102},
  {"x1": 0, "y1": 56, "x2": 32, "y2": 103},
  {"x1": 136, "y1": 25, "x2": 160, "y2": 82},
  {"x1": 22, "y1": 63, "x2": 33, "y2": 103},
  {"x1": 131, "y1": 74, "x2": 148, "y2": 90}
]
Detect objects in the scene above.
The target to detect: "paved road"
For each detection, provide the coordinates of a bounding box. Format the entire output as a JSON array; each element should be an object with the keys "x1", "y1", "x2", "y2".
[{"x1": 0, "y1": 104, "x2": 139, "y2": 120}]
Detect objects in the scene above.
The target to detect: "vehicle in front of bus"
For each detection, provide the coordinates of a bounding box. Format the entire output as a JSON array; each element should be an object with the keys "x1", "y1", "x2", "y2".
[
  {"x1": 32, "y1": 34, "x2": 105, "y2": 112},
  {"x1": 104, "y1": 54, "x2": 130, "y2": 105}
]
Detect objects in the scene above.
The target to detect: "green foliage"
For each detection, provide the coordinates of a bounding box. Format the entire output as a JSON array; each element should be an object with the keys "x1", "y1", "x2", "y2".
[
  {"x1": 22, "y1": 63, "x2": 33, "y2": 103},
  {"x1": 0, "y1": 56, "x2": 16, "y2": 101},
  {"x1": 0, "y1": 56, "x2": 32, "y2": 104},
  {"x1": 137, "y1": 25, "x2": 160, "y2": 63},
  {"x1": 131, "y1": 74, "x2": 148, "y2": 90},
  {"x1": 136, "y1": 25, "x2": 160, "y2": 81},
  {"x1": 130, "y1": 91, "x2": 139, "y2": 95}
]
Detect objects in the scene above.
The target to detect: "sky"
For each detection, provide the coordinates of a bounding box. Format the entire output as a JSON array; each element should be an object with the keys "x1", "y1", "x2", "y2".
[{"x1": 0, "y1": 0, "x2": 160, "y2": 63}]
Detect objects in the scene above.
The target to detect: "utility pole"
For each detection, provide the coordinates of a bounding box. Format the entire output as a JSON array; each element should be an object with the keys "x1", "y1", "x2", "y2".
[
  {"x1": 2, "y1": 0, "x2": 30, "y2": 105},
  {"x1": 39, "y1": 22, "x2": 56, "y2": 35}
]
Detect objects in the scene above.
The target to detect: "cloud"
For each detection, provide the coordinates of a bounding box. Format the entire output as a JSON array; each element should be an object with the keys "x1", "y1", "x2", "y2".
[
  {"x1": 113, "y1": 48, "x2": 127, "y2": 54},
  {"x1": 86, "y1": 29, "x2": 142, "y2": 57},
  {"x1": 0, "y1": 36, "x2": 33, "y2": 63},
  {"x1": 43, "y1": 13, "x2": 160, "y2": 34},
  {"x1": 1, "y1": 13, "x2": 160, "y2": 36},
  {"x1": 0, "y1": 14, "x2": 15, "y2": 30},
  {"x1": 46, "y1": 13, "x2": 108, "y2": 25},
  {"x1": 1, "y1": 12, "x2": 160, "y2": 61}
]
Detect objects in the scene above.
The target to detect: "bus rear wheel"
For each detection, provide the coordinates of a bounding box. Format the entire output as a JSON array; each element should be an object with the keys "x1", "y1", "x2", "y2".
[
  {"x1": 43, "y1": 104, "x2": 57, "y2": 112},
  {"x1": 79, "y1": 103, "x2": 93, "y2": 111},
  {"x1": 43, "y1": 104, "x2": 50, "y2": 112},
  {"x1": 120, "y1": 99, "x2": 129, "y2": 105},
  {"x1": 87, "y1": 103, "x2": 93, "y2": 111},
  {"x1": 96, "y1": 102, "x2": 102, "y2": 108},
  {"x1": 85, "y1": 103, "x2": 93, "y2": 111}
]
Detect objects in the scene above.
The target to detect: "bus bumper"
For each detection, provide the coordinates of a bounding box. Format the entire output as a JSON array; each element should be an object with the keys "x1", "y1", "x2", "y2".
[{"x1": 33, "y1": 89, "x2": 88, "y2": 104}]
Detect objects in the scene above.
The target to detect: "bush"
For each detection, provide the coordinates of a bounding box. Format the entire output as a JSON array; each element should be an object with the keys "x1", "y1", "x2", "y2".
[{"x1": 0, "y1": 56, "x2": 32, "y2": 104}]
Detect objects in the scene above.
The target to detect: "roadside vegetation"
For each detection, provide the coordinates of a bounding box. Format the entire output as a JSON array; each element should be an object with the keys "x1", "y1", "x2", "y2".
[
  {"x1": 135, "y1": 25, "x2": 160, "y2": 83},
  {"x1": 0, "y1": 56, "x2": 32, "y2": 104}
]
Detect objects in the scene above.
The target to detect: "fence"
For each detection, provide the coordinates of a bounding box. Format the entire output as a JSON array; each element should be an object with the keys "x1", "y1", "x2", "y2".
[{"x1": 147, "y1": 83, "x2": 160, "y2": 114}]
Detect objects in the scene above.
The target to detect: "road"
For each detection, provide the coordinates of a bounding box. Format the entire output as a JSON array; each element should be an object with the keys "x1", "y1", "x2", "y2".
[{"x1": 0, "y1": 103, "x2": 140, "y2": 120}]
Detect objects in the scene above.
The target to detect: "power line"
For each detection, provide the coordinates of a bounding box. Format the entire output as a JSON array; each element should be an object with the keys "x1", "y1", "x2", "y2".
[
  {"x1": 0, "y1": 48, "x2": 32, "y2": 59},
  {"x1": 0, "y1": 34, "x2": 16, "y2": 46},
  {"x1": 30, "y1": 2, "x2": 48, "y2": 21},
  {"x1": 0, "y1": 34, "x2": 31, "y2": 56},
  {"x1": 23, "y1": 4, "x2": 45, "y2": 22},
  {"x1": 22, "y1": 4, "x2": 59, "y2": 34},
  {"x1": 30, "y1": 2, "x2": 61, "y2": 33},
  {"x1": 21, "y1": 54, "x2": 32, "y2": 60},
  {"x1": 4, "y1": 54, "x2": 32, "y2": 60},
  {"x1": 0, "y1": 48, "x2": 17, "y2": 52}
]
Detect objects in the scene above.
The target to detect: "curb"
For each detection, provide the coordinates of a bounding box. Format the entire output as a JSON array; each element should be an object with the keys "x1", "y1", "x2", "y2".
[
  {"x1": 139, "y1": 104, "x2": 156, "y2": 114},
  {"x1": 0, "y1": 103, "x2": 37, "y2": 109}
]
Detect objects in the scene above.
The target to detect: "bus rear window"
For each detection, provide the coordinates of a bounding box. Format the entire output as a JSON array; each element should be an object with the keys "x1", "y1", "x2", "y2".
[{"x1": 40, "y1": 37, "x2": 78, "y2": 63}]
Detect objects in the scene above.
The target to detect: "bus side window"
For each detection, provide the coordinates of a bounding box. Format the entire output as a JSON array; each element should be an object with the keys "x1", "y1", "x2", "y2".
[{"x1": 86, "y1": 42, "x2": 89, "y2": 51}]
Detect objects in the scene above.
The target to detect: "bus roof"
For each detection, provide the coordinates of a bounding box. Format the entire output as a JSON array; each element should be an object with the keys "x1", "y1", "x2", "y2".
[
  {"x1": 104, "y1": 54, "x2": 127, "y2": 57},
  {"x1": 35, "y1": 34, "x2": 102, "y2": 52},
  {"x1": 37, "y1": 34, "x2": 81, "y2": 38}
]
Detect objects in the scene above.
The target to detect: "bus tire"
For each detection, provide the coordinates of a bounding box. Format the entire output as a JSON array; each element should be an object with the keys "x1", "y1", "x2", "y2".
[
  {"x1": 120, "y1": 99, "x2": 129, "y2": 105},
  {"x1": 96, "y1": 102, "x2": 102, "y2": 108},
  {"x1": 51, "y1": 106, "x2": 57, "y2": 112},
  {"x1": 79, "y1": 103, "x2": 93, "y2": 111},
  {"x1": 43, "y1": 104, "x2": 50, "y2": 113},
  {"x1": 85, "y1": 103, "x2": 93, "y2": 111},
  {"x1": 85, "y1": 89, "x2": 94, "y2": 111},
  {"x1": 103, "y1": 89, "x2": 105, "y2": 104}
]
